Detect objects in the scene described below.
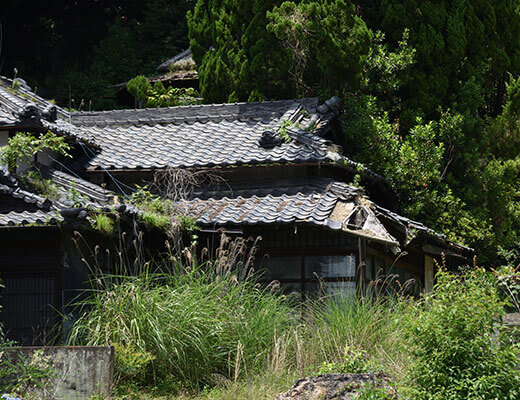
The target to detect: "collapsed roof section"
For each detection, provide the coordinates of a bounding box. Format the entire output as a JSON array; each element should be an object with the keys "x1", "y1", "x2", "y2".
[
  {"x1": 112, "y1": 49, "x2": 198, "y2": 97},
  {"x1": 153, "y1": 48, "x2": 198, "y2": 84},
  {"x1": 156, "y1": 49, "x2": 195, "y2": 73},
  {"x1": 178, "y1": 177, "x2": 473, "y2": 258}
]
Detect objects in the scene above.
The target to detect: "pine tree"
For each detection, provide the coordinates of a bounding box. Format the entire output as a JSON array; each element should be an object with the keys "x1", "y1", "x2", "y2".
[
  {"x1": 187, "y1": 0, "x2": 291, "y2": 102},
  {"x1": 358, "y1": 0, "x2": 520, "y2": 121},
  {"x1": 187, "y1": 0, "x2": 372, "y2": 102}
]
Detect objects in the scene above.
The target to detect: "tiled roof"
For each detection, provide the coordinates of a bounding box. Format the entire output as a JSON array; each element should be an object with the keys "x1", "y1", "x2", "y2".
[
  {"x1": 38, "y1": 164, "x2": 114, "y2": 205},
  {"x1": 0, "y1": 77, "x2": 96, "y2": 146},
  {"x1": 0, "y1": 169, "x2": 59, "y2": 226},
  {"x1": 0, "y1": 77, "x2": 384, "y2": 182},
  {"x1": 70, "y1": 97, "x2": 344, "y2": 171},
  {"x1": 156, "y1": 49, "x2": 194, "y2": 73},
  {"x1": 179, "y1": 177, "x2": 473, "y2": 255},
  {"x1": 180, "y1": 178, "x2": 397, "y2": 246}
]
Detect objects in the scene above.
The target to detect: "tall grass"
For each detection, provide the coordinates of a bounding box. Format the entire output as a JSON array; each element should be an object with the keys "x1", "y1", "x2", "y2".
[
  {"x1": 305, "y1": 294, "x2": 411, "y2": 378},
  {"x1": 68, "y1": 234, "x2": 410, "y2": 396},
  {"x1": 69, "y1": 271, "x2": 410, "y2": 396},
  {"x1": 68, "y1": 264, "x2": 296, "y2": 390}
]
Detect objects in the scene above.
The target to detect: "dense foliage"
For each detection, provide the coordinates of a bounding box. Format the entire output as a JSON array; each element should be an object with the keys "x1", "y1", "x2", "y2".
[
  {"x1": 68, "y1": 243, "x2": 520, "y2": 398},
  {"x1": 404, "y1": 267, "x2": 520, "y2": 399},
  {"x1": 68, "y1": 261, "x2": 296, "y2": 391},
  {"x1": 0, "y1": 131, "x2": 71, "y2": 171},
  {"x1": 126, "y1": 76, "x2": 200, "y2": 107},
  {"x1": 1, "y1": 0, "x2": 195, "y2": 109},
  {"x1": 188, "y1": 0, "x2": 520, "y2": 264}
]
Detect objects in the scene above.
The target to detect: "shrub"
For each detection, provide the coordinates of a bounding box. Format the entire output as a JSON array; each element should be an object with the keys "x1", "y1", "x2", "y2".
[
  {"x1": 403, "y1": 267, "x2": 520, "y2": 400},
  {"x1": 0, "y1": 131, "x2": 71, "y2": 171},
  {"x1": 317, "y1": 344, "x2": 373, "y2": 374},
  {"x1": 112, "y1": 343, "x2": 155, "y2": 385},
  {"x1": 126, "y1": 76, "x2": 200, "y2": 108}
]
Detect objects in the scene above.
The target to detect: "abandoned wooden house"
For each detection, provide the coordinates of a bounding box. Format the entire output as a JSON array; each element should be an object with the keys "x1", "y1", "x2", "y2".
[{"x1": 0, "y1": 76, "x2": 473, "y2": 344}]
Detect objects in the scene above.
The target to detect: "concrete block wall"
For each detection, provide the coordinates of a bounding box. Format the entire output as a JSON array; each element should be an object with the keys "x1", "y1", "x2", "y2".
[{"x1": 1, "y1": 346, "x2": 114, "y2": 400}]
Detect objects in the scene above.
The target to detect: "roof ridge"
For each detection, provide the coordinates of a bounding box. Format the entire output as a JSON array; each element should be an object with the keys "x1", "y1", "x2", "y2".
[
  {"x1": 70, "y1": 98, "x2": 320, "y2": 127},
  {"x1": 73, "y1": 98, "x2": 317, "y2": 116}
]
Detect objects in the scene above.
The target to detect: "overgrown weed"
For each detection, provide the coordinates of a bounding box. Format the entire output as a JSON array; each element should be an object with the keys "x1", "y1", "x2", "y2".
[{"x1": 68, "y1": 234, "x2": 520, "y2": 399}]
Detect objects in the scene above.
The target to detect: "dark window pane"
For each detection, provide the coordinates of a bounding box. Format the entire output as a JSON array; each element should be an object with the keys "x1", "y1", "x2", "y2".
[
  {"x1": 306, "y1": 281, "x2": 356, "y2": 298},
  {"x1": 305, "y1": 255, "x2": 356, "y2": 279},
  {"x1": 325, "y1": 282, "x2": 356, "y2": 298},
  {"x1": 258, "y1": 256, "x2": 300, "y2": 280}
]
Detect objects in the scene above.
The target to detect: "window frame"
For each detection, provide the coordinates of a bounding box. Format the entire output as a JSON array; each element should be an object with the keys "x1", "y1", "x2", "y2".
[{"x1": 256, "y1": 251, "x2": 358, "y2": 297}]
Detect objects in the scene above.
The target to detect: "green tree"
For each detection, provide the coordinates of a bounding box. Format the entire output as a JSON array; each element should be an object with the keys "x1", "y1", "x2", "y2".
[
  {"x1": 267, "y1": 0, "x2": 372, "y2": 98},
  {"x1": 188, "y1": 0, "x2": 291, "y2": 102},
  {"x1": 359, "y1": 0, "x2": 520, "y2": 122},
  {"x1": 187, "y1": 0, "x2": 372, "y2": 102}
]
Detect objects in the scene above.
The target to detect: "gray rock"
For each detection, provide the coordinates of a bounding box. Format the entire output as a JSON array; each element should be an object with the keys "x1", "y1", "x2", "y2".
[{"x1": 274, "y1": 373, "x2": 397, "y2": 400}]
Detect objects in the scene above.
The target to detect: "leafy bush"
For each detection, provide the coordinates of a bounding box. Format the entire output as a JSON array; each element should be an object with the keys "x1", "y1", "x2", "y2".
[
  {"x1": 126, "y1": 75, "x2": 150, "y2": 104},
  {"x1": 0, "y1": 131, "x2": 71, "y2": 172},
  {"x1": 112, "y1": 343, "x2": 155, "y2": 385},
  {"x1": 126, "y1": 76, "x2": 200, "y2": 108},
  {"x1": 357, "y1": 386, "x2": 396, "y2": 400},
  {"x1": 317, "y1": 344, "x2": 373, "y2": 374},
  {"x1": 403, "y1": 267, "x2": 520, "y2": 400}
]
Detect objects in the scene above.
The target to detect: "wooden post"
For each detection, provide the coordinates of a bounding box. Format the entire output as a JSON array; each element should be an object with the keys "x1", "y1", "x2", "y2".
[
  {"x1": 357, "y1": 238, "x2": 366, "y2": 295},
  {"x1": 424, "y1": 255, "x2": 435, "y2": 293}
]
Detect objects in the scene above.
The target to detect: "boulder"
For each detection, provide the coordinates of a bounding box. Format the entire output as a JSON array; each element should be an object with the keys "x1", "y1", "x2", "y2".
[{"x1": 274, "y1": 373, "x2": 397, "y2": 400}]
